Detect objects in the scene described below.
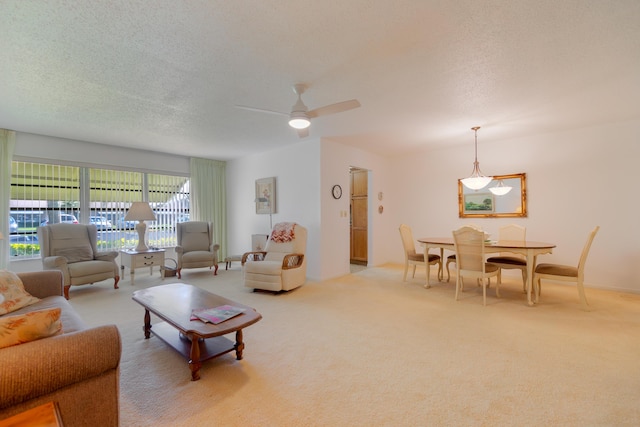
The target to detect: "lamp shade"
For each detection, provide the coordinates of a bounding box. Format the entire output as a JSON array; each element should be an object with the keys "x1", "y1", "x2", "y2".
[
  {"x1": 461, "y1": 126, "x2": 492, "y2": 190},
  {"x1": 461, "y1": 171, "x2": 493, "y2": 190},
  {"x1": 489, "y1": 180, "x2": 512, "y2": 196},
  {"x1": 124, "y1": 202, "x2": 156, "y2": 221}
]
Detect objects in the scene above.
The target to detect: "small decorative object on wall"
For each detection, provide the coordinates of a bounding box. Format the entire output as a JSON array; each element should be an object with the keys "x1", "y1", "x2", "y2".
[
  {"x1": 331, "y1": 184, "x2": 342, "y2": 199},
  {"x1": 255, "y1": 177, "x2": 276, "y2": 215}
]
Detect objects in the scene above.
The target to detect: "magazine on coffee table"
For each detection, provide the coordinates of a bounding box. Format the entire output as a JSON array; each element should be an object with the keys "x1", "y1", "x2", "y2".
[{"x1": 190, "y1": 305, "x2": 246, "y2": 324}]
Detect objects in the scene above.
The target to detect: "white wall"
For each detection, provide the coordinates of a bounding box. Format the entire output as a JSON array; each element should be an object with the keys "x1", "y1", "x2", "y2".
[
  {"x1": 319, "y1": 139, "x2": 394, "y2": 279},
  {"x1": 389, "y1": 119, "x2": 640, "y2": 293},
  {"x1": 13, "y1": 132, "x2": 190, "y2": 174},
  {"x1": 226, "y1": 140, "x2": 322, "y2": 279}
]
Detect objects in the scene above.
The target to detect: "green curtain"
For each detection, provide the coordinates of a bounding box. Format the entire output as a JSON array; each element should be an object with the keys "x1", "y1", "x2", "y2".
[
  {"x1": 190, "y1": 157, "x2": 227, "y2": 259},
  {"x1": 0, "y1": 130, "x2": 16, "y2": 269}
]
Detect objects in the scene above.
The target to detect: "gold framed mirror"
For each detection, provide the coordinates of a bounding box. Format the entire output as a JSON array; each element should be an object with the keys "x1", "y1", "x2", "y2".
[{"x1": 458, "y1": 173, "x2": 527, "y2": 218}]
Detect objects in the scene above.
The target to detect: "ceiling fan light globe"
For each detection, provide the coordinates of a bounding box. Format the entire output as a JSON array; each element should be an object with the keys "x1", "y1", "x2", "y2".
[{"x1": 289, "y1": 113, "x2": 310, "y2": 129}]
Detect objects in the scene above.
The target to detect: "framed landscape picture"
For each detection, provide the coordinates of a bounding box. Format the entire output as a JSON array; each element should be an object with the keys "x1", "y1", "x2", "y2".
[
  {"x1": 255, "y1": 177, "x2": 276, "y2": 214},
  {"x1": 463, "y1": 193, "x2": 494, "y2": 214}
]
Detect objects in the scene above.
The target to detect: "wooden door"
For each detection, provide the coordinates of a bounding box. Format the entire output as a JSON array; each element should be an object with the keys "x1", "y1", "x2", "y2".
[{"x1": 350, "y1": 169, "x2": 368, "y2": 265}]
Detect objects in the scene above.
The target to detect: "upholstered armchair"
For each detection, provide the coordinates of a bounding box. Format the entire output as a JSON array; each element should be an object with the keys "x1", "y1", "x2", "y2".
[
  {"x1": 242, "y1": 222, "x2": 307, "y2": 292},
  {"x1": 37, "y1": 223, "x2": 120, "y2": 299},
  {"x1": 175, "y1": 221, "x2": 220, "y2": 278}
]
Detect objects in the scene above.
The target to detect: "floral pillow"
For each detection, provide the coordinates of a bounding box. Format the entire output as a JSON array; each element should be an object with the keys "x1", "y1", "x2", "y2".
[
  {"x1": 0, "y1": 270, "x2": 40, "y2": 315},
  {"x1": 0, "y1": 308, "x2": 62, "y2": 349}
]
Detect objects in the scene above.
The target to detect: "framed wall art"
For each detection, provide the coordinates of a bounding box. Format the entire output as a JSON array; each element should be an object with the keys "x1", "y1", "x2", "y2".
[{"x1": 255, "y1": 177, "x2": 276, "y2": 214}]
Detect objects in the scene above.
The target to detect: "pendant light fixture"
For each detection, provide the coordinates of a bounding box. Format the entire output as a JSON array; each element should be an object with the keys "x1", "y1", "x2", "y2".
[
  {"x1": 489, "y1": 179, "x2": 512, "y2": 195},
  {"x1": 461, "y1": 126, "x2": 492, "y2": 190}
]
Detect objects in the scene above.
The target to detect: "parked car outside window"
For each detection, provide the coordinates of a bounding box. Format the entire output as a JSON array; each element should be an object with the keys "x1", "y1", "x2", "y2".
[
  {"x1": 9, "y1": 234, "x2": 39, "y2": 244},
  {"x1": 116, "y1": 218, "x2": 137, "y2": 230},
  {"x1": 9, "y1": 216, "x2": 18, "y2": 234},
  {"x1": 40, "y1": 213, "x2": 79, "y2": 226},
  {"x1": 89, "y1": 216, "x2": 113, "y2": 230}
]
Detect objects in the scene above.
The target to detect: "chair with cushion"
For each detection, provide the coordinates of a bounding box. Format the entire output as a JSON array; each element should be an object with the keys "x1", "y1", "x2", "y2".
[
  {"x1": 533, "y1": 226, "x2": 599, "y2": 311},
  {"x1": 37, "y1": 223, "x2": 120, "y2": 299},
  {"x1": 445, "y1": 223, "x2": 481, "y2": 282},
  {"x1": 242, "y1": 222, "x2": 307, "y2": 292},
  {"x1": 486, "y1": 224, "x2": 527, "y2": 292},
  {"x1": 399, "y1": 224, "x2": 442, "y2": 285},
  {"x1": 175, "y1": 221, "x2": 220, "y2": 278},
  {"x1": 452, "y1": 226, "x2": 500, "y2": 306}
]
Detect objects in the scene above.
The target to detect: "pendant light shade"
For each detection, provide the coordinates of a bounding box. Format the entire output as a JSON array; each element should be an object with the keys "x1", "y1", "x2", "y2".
[
  {"x1": 489, "y1": 179, "x2": 512, "y2": 196},
  {"x1": 461, "y1": 126, "x2": 492, "y2": 190}
]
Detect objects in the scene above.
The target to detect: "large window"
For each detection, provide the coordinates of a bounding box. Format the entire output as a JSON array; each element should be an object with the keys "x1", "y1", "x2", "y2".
[{"x1": 9, "y1": 161, "x2": 189, "y2": 258}]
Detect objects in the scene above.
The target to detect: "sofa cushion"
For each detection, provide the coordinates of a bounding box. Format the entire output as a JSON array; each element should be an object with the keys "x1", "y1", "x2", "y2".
[
  {"x1": 8, "y1": 296, "x2": 88, "y2": 333},
  {"x1": 0, "y1": 270, "x2": 40, "y2": 315},
  {"x1": 0, "y1": 307, "x2": 62, "y2": 349}
]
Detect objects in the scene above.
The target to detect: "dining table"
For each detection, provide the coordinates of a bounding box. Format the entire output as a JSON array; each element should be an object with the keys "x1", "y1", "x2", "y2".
[{"x1": 418, "y1": 237, "x2": 556, "y2": 306}]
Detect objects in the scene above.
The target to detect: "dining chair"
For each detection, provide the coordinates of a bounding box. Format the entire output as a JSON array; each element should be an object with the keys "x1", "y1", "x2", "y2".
[
  {"x1": 399, "y1": 224, "x2": 442, "y2": 284},
  {"x1": 486, "y1": 224, "x2": 527, "y2": 292},
  {"x1": 533, "y1": 226, "x2": 599, "y2": 311},
  {"x1": 445, "y1": 223, "x2": 481, "y2": 282},
  {"x1": 452, "y1": 226, "x2": 500, "y2": 306}
]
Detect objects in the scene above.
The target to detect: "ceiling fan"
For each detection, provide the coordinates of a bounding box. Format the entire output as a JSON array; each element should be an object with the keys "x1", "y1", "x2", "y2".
[{"x1": 235, "y1": 84, "x2": 361, "y2": 138}]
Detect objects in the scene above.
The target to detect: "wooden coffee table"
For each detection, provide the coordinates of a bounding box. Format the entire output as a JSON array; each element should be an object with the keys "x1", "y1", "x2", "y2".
[{"x1": 132, "y1": 283, "x2": 262, "y2": 381}]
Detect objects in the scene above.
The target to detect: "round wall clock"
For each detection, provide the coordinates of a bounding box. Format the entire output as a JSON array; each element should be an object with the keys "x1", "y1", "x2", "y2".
[{"x1": 331, "y1": 185, "x2": 342, "y2": 199}]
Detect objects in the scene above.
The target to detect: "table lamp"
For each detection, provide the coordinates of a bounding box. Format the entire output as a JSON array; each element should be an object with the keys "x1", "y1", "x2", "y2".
[{"x1": 124, "y1": 202, "x2": 156, "y2": 252}]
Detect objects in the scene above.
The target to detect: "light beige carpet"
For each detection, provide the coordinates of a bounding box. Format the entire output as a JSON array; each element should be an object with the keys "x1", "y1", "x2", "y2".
[{"x1": 68, "y1": 265, "x2": 640, "y2": 427}]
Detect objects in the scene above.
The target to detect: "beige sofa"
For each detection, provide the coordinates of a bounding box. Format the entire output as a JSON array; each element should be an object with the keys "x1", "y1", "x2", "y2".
[{"x1": 0, "y1": 271, "x2": 121, "y2": 426}]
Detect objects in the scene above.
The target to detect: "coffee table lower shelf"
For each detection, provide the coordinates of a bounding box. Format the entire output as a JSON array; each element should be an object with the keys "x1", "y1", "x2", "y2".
[{"x1": 150, "y1": 322, "x2": 239, "y2": 380}]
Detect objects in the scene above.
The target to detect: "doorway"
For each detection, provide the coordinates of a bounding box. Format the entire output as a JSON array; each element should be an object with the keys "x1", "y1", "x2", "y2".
[{"x1": 350, "y1": 167, "x2": 368, "y2": 266}]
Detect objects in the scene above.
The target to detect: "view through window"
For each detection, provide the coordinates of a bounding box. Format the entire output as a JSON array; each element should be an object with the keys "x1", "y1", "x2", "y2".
[{"x1": 9, "y1": 161, "x2": 189, "y2": 258}]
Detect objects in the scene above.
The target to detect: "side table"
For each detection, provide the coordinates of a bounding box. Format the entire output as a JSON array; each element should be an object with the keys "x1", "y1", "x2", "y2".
[
  {"x1": 120, "y1": 249, "x2": 165, "y2": 285},
  {"x1": 224, "y1": 255, "x2": 242, "y2": 270},
  {"x1": 0, "y1": 401, "x2": 63, "y2": 426}
]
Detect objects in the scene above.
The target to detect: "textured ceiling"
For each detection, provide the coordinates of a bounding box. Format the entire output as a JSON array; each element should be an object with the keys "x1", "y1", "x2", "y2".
[{"x1": 1, "y1": 0, "x2": 639, "y2": 160}]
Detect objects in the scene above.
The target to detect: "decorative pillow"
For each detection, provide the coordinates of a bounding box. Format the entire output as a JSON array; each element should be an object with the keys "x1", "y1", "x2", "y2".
[
  {"x1": 270, "y1": 222, "x2": 296, "y2": 243},
  {"x1": 0, "y1": 308, "x2": 62, "y2": 349},
  {"x1": 0, "y1": 270, "x2": 40, "y2": 315},
  {"x1": 55, "y1": 246, "x2": 94, "y2": 263}
]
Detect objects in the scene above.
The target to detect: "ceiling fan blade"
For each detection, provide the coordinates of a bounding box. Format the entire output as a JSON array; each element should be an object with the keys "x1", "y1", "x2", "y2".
[
  {"x1": 297, "y1": 127, "x2": 309, "y2": 138},
  {"x1": 235, "y1": 105, "x2": 288, "y2": 117},
  {"x1": 307, "y1": 99, "x2": 360, "y2": 118}
]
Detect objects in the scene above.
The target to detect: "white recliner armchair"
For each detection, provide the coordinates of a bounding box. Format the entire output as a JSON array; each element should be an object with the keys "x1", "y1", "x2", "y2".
[
  {"x1": 242, "y1": 222, "x2": 307, "y2": 292},
  {"x1": 175, "y1": 221, "x2": 220, "y2": 278},
  {"x1": 38, "y1": 223, "x2": 120, "y2": 299}
]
